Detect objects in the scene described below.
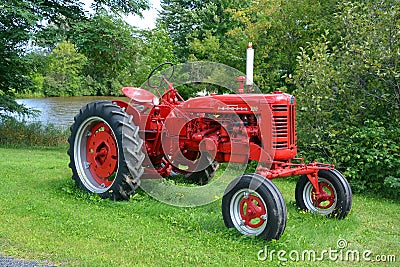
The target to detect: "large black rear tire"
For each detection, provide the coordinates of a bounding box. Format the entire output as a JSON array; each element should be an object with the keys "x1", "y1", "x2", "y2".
[{"x1": 68, "y1": 101, "x2": 144, "y2": 200}]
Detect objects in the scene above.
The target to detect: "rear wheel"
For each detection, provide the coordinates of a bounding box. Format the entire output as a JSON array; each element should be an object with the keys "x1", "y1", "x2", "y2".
[
  {"x1": 185, "y1": 160, "x2": 218, "y2": 185},
  {"x1": 295, "y1": 170, "x2": 352, "y2": 219},
  {"x1": 169, "y1": 152, "x2": 218, "y2": 185},
  {"x1": 68, "y1": 101, "x2": 144, "y2": 200},
  {"x1": 222, "y1": 174, "x2": 287, "y2": 240}
]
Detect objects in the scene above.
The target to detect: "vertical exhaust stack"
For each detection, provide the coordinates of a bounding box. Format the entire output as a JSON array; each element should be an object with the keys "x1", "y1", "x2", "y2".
[{"x1": 246, "y1": 42, "x2": 254, "y2": 92}]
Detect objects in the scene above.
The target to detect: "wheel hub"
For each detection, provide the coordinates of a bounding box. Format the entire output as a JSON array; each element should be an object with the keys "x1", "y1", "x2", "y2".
[
  {"x1": 312, "y1": 182, "x2": 335, "y2": 209},
  {"x1": 239, "y1": 194, "x2": 266, "y2": 228},
  {"x1": 86, "y1": 122, "x2": 118, "y2": 187}
]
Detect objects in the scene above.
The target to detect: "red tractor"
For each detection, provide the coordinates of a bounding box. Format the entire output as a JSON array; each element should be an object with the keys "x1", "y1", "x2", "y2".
[{"x1": 68, "y1": 62, "x2": 352, "y2": 241}]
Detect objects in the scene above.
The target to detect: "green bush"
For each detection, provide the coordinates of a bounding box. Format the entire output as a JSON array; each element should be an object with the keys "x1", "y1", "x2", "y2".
[
  {"x1": 334, "y1": 121, "x2": 400, "y2": 197},
  {"x1": 0, "y1": 117, "x2": 68, "y2": 147},
  {"x1": 298, "y1": 120, "x2": 400, "y2": 198},
  {"x1": 291, "y1": 1, "x2": 400, "y2": 199}
]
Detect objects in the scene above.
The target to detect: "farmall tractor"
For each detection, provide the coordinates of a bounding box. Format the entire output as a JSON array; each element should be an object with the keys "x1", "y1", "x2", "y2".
[{"x1": 68, "y1": 54, "x2": 352, "y2": 241}]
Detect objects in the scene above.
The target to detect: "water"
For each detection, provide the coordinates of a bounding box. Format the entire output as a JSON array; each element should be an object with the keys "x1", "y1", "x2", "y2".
[{"x1": 16, "y1": 96, "x2": 128, "y2": 128}]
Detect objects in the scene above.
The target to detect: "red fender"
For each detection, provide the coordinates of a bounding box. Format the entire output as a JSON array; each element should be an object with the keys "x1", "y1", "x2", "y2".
[
  {"x1": 112, "y1": 100, "x2": 141, "y2": 126},
  {"x1": 122, "y1": 87, "x2": 159, "y2": 107}
]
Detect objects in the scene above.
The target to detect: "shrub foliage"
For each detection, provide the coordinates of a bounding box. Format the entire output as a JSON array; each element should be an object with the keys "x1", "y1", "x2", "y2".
[{"x1": 0, "y1": 118, "x2": 68, "y2": 147}]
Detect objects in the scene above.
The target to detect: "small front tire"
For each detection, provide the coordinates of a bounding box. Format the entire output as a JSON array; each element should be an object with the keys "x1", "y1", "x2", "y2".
[
  {"x1": 295, "y1": 170, "x2": 352, "y2": 219},
  {"x1": 222, "y1": 174, "x2": 287, "y2": 240}
]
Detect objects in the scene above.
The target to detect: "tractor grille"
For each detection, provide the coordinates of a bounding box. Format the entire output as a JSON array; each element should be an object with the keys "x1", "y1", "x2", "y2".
[
  {"x1": 289, "y1": 104, "x2": 296, "y2": 146},
  {"x1": 272, "y1": 104, "x2": 296, "y2": 149}
]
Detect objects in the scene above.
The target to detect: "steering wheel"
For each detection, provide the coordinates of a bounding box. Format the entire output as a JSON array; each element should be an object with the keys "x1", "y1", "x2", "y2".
[{"x1": 147, "y1": 62, "x2": 175, "y2": 89}]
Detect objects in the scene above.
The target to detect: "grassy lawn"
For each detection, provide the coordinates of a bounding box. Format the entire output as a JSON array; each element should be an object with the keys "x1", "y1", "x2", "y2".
[{"x1": 0, "y1": 147, "x2": 398, "y2": 266}]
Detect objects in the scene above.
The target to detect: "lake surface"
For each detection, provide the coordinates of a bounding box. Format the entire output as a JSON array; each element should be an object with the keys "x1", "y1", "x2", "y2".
[{"x1": 16, "y1": 96, "x2": 128, "y2": 128}]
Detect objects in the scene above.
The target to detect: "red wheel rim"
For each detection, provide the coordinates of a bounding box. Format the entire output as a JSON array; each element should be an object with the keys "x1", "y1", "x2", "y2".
[
  {"x1": 239, "y1": 194, "x2": 267, "y2": 228},
  {"x1": 312, "y1": 182, "x2": 336, "y2": 209},
  {"x1": 86, "y1": 122, "x2": 118, "y2": 187}
]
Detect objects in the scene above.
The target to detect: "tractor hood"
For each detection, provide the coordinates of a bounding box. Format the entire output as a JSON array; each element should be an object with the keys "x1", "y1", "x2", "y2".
[{"x1": 181, "y1": 92, "x2": 295, "y2": 114}]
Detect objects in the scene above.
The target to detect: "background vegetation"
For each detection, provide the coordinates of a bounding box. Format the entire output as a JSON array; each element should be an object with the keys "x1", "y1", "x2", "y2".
[{"x1": 0, "y1": 0, "x2": 399, "y2": 197}]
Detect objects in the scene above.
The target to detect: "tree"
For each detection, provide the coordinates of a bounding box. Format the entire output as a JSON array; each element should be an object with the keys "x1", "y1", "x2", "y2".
[
  {"x1": 159, "y1": 0, "x2": 246, "y2": 62},
  {"x1": 0, "y1": 0, "x2": 85, "y2": 95},
  {"x1": 159, "y1": 0, "x2": 338, "y2": 92},
  {"x1": 133, "y1": 26, "x2": 175, "y2": 86},
  {"x1": 90, "y1": 0, "x2": 149, "y2": 15},
  {"x1": 225, "y1": 0, "x2": 339, "y2": 92},
  {"x1": 71, "y1": 11, "x2": 142, "y2": 95},
  {"x1": 42, "y1": 41, "x2": 88, "y2": 96},
  {"x1": 293, "y1": 1, "x2": 400, "y2": 133},
  {"x1": 0, "y1": 0, "x2": 149, "y2": 117},
  {"x1": 334, "y1": 1, "x2": 400, "y2": 121}
]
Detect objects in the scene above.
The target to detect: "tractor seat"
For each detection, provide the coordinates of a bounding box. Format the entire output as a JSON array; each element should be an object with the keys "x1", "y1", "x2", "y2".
[{"x1": 122, "y1": 87, "x2": 159, "y2": 107}]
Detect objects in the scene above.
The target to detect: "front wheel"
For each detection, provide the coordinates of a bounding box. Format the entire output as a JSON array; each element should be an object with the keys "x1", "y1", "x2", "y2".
[
  {"x1": 295, "y1": 169, "x2": 352, "y2": 219},
  {"x1": 68, "y1": 101, "x2": 145, "y2": 200},
  {"x1": 222, "y1": 174, "x2": 287, "y2": 240}
]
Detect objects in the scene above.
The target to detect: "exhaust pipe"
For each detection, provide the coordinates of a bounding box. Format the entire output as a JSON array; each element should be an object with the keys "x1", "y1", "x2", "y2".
[{"x1": 246, "y1": 42, "x2": 254, "y2": 92}]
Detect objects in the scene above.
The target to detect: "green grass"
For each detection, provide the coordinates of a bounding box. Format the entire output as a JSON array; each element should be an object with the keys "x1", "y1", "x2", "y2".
[{"x1": 0, "y1": 147, "x2": 399, "y2": 266}]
